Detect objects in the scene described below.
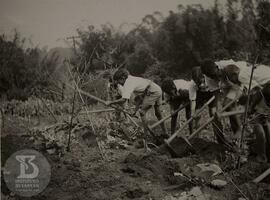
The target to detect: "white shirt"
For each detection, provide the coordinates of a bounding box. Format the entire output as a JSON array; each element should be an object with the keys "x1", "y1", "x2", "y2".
[
  {"x1": 249, "y1": 64, "x2": 270, "y2": 88},
  {"x1": 121, "y1": 75, "x2": 161, "y2": 99},
  {"x1": 174, "y1": 79, "x2": 197, "y2": 101},
  {"x1": 163, "y1": 79, "x2": 197, "y2": 102},
  {"x1": 236, "y1": 61, "x2": 259, "y2": 89},
  {"x1": 214, "y1": 59, "x2": 270, "y2": 88},
  {"x1": 215, "y1": 59, "x2": 235, "y2": 69},
  {"x1": 171, "y1": 79, "x2": 198, "y2": 101},
  {"x1": 173, "y1": 79, "x2": 192, "y2": 91},
  {"x1": 226, "y1": 61, "x2": 270, "y2": 89}
]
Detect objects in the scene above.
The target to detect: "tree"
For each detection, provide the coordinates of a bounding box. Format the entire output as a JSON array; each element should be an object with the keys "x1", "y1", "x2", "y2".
[
  {"x1": 225, "y1": 0, "x2": 242, "y2": 56},
  {"x1": 255, "y1": 0, "x2": 270, "y2": 64},
  {"x1": 0, "y1": 32, "x2": 58, "y2": 100},
  {"x1": 240, "y1": 0, "x2": 256, "y2": 52}
]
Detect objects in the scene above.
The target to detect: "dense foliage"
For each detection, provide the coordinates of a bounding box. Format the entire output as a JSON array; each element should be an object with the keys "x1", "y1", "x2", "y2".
[
  {"x1": 0, "y1": 32, "x2": 61, "y2": 100},
  {"x1": 75, "y1": 0, "x2": 270, "y2": 80}
]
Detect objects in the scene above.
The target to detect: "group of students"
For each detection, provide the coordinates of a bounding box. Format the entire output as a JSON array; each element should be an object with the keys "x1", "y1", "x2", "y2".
[{"x1": 105, "y1": 58, "x2": 270, "y2": 163}]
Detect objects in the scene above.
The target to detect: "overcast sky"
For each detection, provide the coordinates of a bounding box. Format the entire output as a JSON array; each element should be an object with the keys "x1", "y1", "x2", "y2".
[{"x1": 0, "y1": 0, "x2": 219, "y2": 48}]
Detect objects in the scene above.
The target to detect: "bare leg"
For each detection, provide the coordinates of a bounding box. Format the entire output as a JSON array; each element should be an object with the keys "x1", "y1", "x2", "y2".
[
  {"x1": 170, "y1": 102, "x2": 181, "y2": 135},
  {"x1": 209, "y1": 97, "x2": 226, "y2": 145},
  {"x1": 209, "y1": 106, "x2": 226, "y2": 144},
  {"x1": 139, "y1": 105, "x2": 152, "y2": 136},
  {"x1": 224, "y1": 98, "x2": 242, "y2": 139},
  {"x1": 171, "y1": 113, "x2": 178, "y2": 135},
  {"x1": 139, "y1": 106, "x2": 152, "y2": 152},
  {"x1": 154, "y1": 104, "x2": 167, "y2": 136}
]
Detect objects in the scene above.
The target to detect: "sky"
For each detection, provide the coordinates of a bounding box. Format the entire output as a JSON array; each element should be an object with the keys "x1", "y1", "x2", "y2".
[{"x1": 0, "y1": 0, "x2": 218, "y2": 48}]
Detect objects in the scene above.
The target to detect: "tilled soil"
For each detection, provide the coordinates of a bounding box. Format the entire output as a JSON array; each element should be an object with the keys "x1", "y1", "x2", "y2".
[{"x1": 1, "y1": 116, "x2": 270, "y2": 200}]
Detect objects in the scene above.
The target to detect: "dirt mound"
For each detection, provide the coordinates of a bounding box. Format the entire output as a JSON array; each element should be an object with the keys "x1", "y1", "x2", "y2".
[
  {"x1": 168, "y1": 137, "x2": 227, "y2": 160},
  {"x1": 123, "y1": 151, "x2": 198, "y2": 189},
  {"x1": 123, "y1": 152, "x2": 174, "y2": 181}
]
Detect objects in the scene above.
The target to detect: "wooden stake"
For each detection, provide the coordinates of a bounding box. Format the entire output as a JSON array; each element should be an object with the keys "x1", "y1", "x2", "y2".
[
  {"x1": 149, "y1": 102, "x2": 189, "y2": 130},
  {"x1": 253, "y1": 168, "x2": 270, "y2": 183},
  {"x1": 188, "y1": 98, "x2": 239, "y2": 140},
  {"x1": 79, "y1": 107, "x2": 135, "y2": 114},
  {"x1": 66, "y1": 83, "x2": 139, "y2": 126},
  {"x1": 237, "y1": 54, "x2": 259, "y2": 168},
  {"x1": 162, "y1": 97, "x2": 238, "y2": 157},
  {"x1": 165, "y1": 96, "x2": 215, "y2": 145},
  {"x1": 66, "y1": 61, "x2": 106, "y2": 160},
  {"x1": 66, "y1": 92, "x2": 76, "y2": 151}
]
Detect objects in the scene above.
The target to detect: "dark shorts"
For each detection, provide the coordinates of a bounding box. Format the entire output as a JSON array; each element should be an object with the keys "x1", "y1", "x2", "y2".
[{"x1": 196, "y1": 91, "x2": 218, "y2": 109}]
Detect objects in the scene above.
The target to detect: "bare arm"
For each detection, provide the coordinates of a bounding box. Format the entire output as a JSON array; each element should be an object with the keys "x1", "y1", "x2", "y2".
[{"x1": 191, "y1": 100, "x2": 196, "y2": 116}]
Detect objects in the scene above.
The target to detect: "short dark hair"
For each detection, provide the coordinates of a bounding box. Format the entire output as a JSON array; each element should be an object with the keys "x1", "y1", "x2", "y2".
[
  {"x1": 161, "y1": 78, "x2": 175, "y2": 94},
  {"x1": 113, "y1": 68, "x2": 129, "y2": 81},
  {"x1": 262, "y1": 81, "x2": 270, "y2": 103},
  {"x1": 223, "y1": 64, "x2": 240, "y2": 84},
  {"x1": 191, "y1": 66, "x2": 203, "y2": 84},
  {"x1": 201, "y1": 59, "x2": 217, "y2": 77}
]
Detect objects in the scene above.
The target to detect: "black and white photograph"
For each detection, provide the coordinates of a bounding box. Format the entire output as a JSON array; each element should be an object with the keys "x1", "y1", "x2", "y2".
[{"x1": 1, "y1": 0, "x2": 270, "y2": 199}]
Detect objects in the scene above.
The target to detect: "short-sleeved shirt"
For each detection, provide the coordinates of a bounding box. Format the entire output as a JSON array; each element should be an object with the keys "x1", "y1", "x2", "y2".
[
  {"x1": 247, "y1": 63, "x2": 270, "y2": 88},
  {"x1": 234, "y1": 61, "x2": 259, "y2": 89},
  {"x1": 221, "y1": 61, "x2": 270, "y2": 89},
  {"x1": 173, "y1": 79, "x2": 191, "y2": 91},
  {"x1": 175, "y1": 79, "x2": 198, "y2": 101},
  {"x1": 215, "y1": 59, "x2": 235, "y2": 69},
  {"x1": 163, "y1": 79, "x2": 197, "y2": 102},
  {"x1": 117, "y1": 83, "x2": 134, "y2": 100},
  {"x1": 174, "y1": 79, "x2": 196, "y2": 100},
  {"x1": 214, "y1": 60, "x2": 270, "y2": 99},
  {"x1": 121, "y1": 75, "x2": 161, "y2": 99}
]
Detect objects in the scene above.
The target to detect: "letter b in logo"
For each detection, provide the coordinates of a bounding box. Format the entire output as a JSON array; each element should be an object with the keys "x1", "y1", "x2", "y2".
[{"x1": 16, "y1": 155, "x2": 39, "y2": 179}]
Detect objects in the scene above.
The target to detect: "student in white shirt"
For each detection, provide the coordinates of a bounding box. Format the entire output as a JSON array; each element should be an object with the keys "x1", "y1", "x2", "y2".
[
  {"x1": 161, "y1": 78, "x2": 192, "y2": 135},
  {"x1": 190, "y1": 66, "x2": 226, "y2": 145},
  {"x1": 106, "y1": 68, "x2": 167, "y2": 138},
  {"x1": 201, "y1": 59, "x2": 243, "y2": 140}
]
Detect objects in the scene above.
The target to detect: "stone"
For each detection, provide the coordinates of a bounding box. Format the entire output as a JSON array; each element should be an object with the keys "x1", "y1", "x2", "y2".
[
  {"x1": 195, "y1": 163, "x2": 222, "y2": 177},
  {"x1": 210, "y1": 179, "x2": 227, "y2": 189}
]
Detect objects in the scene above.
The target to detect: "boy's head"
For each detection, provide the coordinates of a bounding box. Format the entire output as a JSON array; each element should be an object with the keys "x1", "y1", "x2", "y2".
[
  {"x1": 222, "y1": 64, "x2": 241, "y2": 85},
  {"x1": 113, "y1": 68, "x2": 129, "y2": 85},
  {"x1": 161, "y1": 79, "x2": 177, "y2": 97},
  {"x1": 201, "y1": 59, "x2": 220, "y2": 80},
  {"x1": 192, "y1": 66, "x2": 205, "y2": 89}
]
